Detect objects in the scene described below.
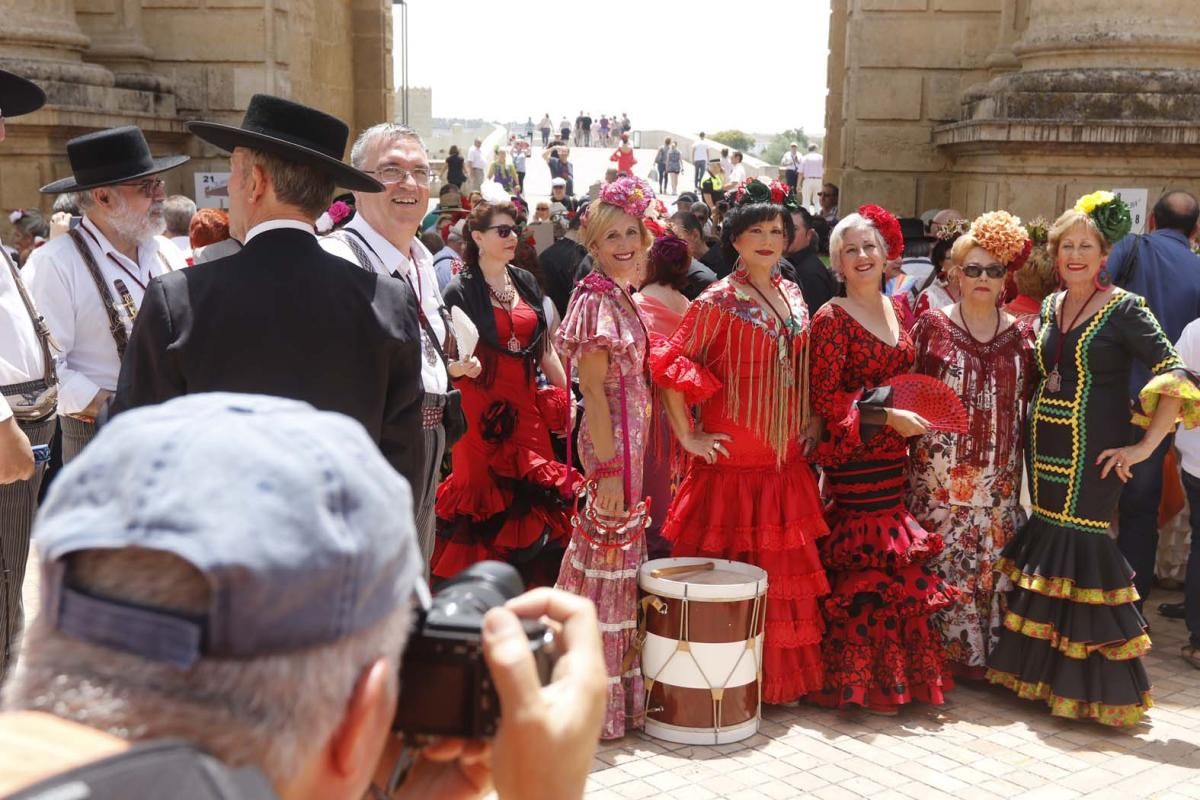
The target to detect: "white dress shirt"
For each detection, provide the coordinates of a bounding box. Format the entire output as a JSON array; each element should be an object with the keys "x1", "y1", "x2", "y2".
[
  {"x1": 692, "y1": 141, "x2": 710, "y2": 162},
  {"x1": 466, "y1": 146, "x2": 487, "y2": 171},
  {"x1": 0, "y1": 394, "x2": 10, "y2": 423},
  {"x1": 782, "y1": 151, "x2": 802, "y2": 171},
  {"x1": 727, "y1": 163, "x2": 747, "y2": 184},
  {"x1": 801, "y1": 152, "x2": 824, "y2": 179},
  {"x1": 24, "y1": 216, "x2": 185, "y2": 415},
  {"x1": 243, "y1": 218, "x2": 315, "y2": 244},
  {"x1": 320, "y1": 215, "x2": 449, "y2": 394},
  {"x1": 0, "y1": 246, "x2": 46, "y2": 394},
  {"x1": 1176, "y1": 320, "x2": 1200, "y2": 477}
]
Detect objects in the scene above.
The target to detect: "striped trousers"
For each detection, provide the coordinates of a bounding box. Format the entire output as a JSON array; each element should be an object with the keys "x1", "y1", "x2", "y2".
[
  {"x1": 1, "y1": 415, "x2": 56, "y2": 683},
  {"x1": 60, "y1": 415, "x2": 96, "y2": 464},
  {"x1": 416, "y1": 395, "x2": 448, "y2": 580}
]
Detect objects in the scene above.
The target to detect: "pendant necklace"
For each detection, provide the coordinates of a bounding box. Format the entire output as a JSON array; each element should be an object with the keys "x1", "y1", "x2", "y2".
[
  {"x1": 745, "y1": 279, "x2": 796, "y2": 382},
  {"x1": 1047, "y1": 287, "x2": 1101, "y2": 393},
  {"x1": 488, "y1": 274, "x2": 522, "y2": 352}
]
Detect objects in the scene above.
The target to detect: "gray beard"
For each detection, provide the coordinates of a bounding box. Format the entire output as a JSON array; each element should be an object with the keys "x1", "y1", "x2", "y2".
[{"x1": 107, "y1": 203, "x2": 166, "y2": 244}]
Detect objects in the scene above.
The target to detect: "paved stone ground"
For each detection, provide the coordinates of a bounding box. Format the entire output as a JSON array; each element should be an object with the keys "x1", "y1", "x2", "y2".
[{"x1": 585, "y1": 588, "x2": 1200, "y2": 800}]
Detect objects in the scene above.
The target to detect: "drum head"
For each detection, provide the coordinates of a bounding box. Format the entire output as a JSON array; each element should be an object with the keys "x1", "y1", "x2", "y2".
[{"x1": 639, "y1": 557, "x2": 768, "y2": 601}]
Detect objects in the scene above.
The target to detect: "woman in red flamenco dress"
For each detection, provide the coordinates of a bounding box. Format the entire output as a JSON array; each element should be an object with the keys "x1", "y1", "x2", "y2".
[
  {"x1": 653, "y1": 179, "x2": 831, "y2": 704},
  {"x1": 434, "y1": 201, "x2": 577, "y2": 588},
  {"x1": 807, "y1": 205, "x2": 958, "y2": 714}
]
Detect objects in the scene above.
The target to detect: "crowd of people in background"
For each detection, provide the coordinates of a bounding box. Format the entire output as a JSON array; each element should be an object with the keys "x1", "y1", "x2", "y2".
[{"x1": 5, "y1": 59, "x2": 1200, "y2": 800}]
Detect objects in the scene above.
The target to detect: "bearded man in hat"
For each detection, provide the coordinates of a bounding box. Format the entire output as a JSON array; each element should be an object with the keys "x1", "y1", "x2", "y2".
[
  {"x1": 319, "y1": 122, "x2": 479, "y2": 573},
  {"x1": 23, "y1": 126, "x2": 189, "y2": 465},
  {"x1": 0, "y1": 68, "x2": 57, "y2": 681},
  {"x1": 112, "y1": 95, "x2": 428, "y2": 501}
]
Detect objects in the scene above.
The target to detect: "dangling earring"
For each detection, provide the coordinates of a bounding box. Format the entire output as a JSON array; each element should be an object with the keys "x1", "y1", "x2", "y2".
[
  {"x1": 1094, "y1": 259, "x2": 1112, "y2": 290},
  {"x1": 732, "y1": 255, "x2": 749, "y2": 282}
]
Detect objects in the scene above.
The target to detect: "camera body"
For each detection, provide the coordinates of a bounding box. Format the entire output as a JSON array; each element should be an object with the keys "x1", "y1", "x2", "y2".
[{"x1": 393, "y1": 562, "x2": 557, "y2": 741}]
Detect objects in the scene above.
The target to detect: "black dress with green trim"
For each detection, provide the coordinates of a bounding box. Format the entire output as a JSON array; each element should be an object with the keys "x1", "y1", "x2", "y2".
[{"x1": 987, "y1": 289, "x2": 1200, "y2": 727}]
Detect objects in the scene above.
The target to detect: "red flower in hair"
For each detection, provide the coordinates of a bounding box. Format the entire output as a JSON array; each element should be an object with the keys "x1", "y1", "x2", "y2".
[
  {"x1": 1008, "y1": 238, "x2": 1033, "y2": 273},
  {"x1": 858, "y1": 204, "x2": 904, "y2": 260},
  {"x1": 644, "y1": 218, "x2": 664, "y2": 238},
  {"x1": 769, "y1": 181, "x2": 786, "y2": 204}
]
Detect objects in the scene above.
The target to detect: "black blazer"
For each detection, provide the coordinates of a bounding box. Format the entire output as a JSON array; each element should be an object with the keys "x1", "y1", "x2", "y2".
[{"x1": 112, "y1": 228, "x2": 427, "y2": 499}]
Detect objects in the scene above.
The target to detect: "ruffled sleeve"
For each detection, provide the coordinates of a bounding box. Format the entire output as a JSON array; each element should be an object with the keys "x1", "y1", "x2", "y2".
[
  {"x1": 649, "y1": 301, "x2": 722, "y2": 405},
  {"x1": 809, "y1": 305, "x2": 869, "y2": 465},
  {"x1": 1120, "y1": 293, "x2": 1200, "y2": 429},
  {"x1": 554, "y1": 276, "x2": 641, "y2": 363}
]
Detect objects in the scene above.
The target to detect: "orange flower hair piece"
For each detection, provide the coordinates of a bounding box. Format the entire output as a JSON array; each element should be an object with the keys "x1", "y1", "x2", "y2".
[{"x1": 969, "y1": 210, "x2": 1031, "y2": 271}]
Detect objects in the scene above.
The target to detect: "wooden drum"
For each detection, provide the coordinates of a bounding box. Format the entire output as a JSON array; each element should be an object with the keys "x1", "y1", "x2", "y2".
[{"x1": 637, "y1": 557, "x2": 767, "y2": 745}]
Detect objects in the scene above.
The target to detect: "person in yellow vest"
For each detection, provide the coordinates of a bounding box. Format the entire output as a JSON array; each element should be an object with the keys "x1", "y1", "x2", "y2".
[{"x1": 700, "y1": 159, "x2": 725, "y2": 207}]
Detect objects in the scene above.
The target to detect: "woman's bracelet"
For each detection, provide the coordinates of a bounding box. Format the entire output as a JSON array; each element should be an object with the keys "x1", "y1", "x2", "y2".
[{"x1": 592, "y1": 456, "x2": 622, "y2": 479}]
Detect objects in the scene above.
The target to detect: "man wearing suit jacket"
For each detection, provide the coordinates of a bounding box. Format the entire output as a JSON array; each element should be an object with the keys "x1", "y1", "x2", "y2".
[{"x1": 112, "y1": 95, "x2": 427, "y2": 499}]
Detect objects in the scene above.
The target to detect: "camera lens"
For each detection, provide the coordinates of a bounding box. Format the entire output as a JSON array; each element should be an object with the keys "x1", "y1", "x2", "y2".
[{"x1": 433, "y1": 561, "x2": 525, "y2": 617}]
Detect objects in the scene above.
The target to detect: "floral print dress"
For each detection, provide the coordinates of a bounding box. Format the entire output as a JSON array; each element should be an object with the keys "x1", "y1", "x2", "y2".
[
  {"x1": 908, "y1": 309, "x2": 1035, "y2": 679},
  {"x1": 554, "y1": 271, "x2": 652, "y2": 740}
]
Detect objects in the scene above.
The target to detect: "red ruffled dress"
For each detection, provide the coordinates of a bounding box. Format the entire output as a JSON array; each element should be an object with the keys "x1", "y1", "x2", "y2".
[
  {"x1": 652, "y1": 275, "x2": 831, "y2": 704},
  {"x1": 433, "y1": 298, "x2": 576, "y2": 588},
  {"x1": 807, "y1": 300, "x2": 958, "y2": 711}
]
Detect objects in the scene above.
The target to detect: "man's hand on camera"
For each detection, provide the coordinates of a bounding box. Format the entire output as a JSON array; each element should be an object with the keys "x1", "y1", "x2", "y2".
[
  {"x1": 483, "y1": 587, "x2": 607, "y2": 800},
  {"x1": 378, "y1": 736, "x2": 492, "y2": 800}
]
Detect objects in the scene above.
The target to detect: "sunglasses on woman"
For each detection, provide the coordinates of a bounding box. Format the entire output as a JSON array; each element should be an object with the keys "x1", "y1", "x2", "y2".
[
  {"x1": 961, "y1": 263, "x2": 1006, "y2": 279},
  {"x1": 487, "y1": 224, "x2": 518, "y2": 238}
]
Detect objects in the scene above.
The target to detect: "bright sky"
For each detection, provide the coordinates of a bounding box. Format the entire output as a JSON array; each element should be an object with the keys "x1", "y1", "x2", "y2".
[{"x1": 392, "y1": 0, "x2": 831, "y2": 137}]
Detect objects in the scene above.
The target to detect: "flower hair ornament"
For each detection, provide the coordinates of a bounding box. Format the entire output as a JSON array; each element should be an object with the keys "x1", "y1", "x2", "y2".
[
  {"x1": 315, "y1": 199, "x2": 353, "y2": 234},
  {"x1": 968, "y1": 210, "x2": 1032, "y2": 272},
  {"x1": 934, "y1": 217, "x2": 970, "y2": 242},
  {"x1": 730, "y1": 178, "x2": 799, "y2": 212},
  {"x1": 8, "y1": 209, "x2": 26, "y2": 224},
  {"x1": 1073, "y1": 190, "x2": 1132, "y2": 245},
  {"x1": 858, "y1": 204, "x2": 904, "y2": 260},
  {"x1": 596, "y1": 175, "x2": 654, "y2": 218}
]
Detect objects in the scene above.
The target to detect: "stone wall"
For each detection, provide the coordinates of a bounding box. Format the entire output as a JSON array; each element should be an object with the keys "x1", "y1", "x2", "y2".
[
  {"x1": 0, "y1": 0, "x2": 394, "y2": 217},
  {"x1": 826, "y1": 0, "x2": 1002, "y2": 215},
  {"x1": 828, "y1": 0, "x2": 1200, "y2": 220}
]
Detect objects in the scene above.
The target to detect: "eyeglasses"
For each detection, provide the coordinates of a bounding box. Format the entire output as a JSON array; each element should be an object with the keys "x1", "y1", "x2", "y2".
[
  {"x1": 118, "y1": 177, "x2": 165, "y2": 197},
  {"x1": 366, "y1": 164, "x2": 432, "y2": 185},
  {"x1": 961, "y1": 263, "x2": 1006, "y2": 279},
  {"x1": 486, "y1": 224, "x2": 518, "y2": 238}
]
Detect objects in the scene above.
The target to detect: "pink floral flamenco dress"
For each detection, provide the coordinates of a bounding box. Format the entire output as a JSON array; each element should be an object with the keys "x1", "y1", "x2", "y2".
[{"x1": 554, "y1": 270, "x2": 652, "y2": 739}]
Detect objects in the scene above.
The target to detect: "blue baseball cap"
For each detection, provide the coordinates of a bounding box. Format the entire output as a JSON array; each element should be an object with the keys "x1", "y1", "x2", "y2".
[{"x1": 35, "y1": 393, "x2": 421, "y2": 667}]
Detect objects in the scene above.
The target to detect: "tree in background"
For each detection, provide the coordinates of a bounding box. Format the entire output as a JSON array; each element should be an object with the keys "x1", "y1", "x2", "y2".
[
  {"x1": 711, "y1": 129, "x2": 755, "y2": 152},
  {"x1": 762, "y1": 128, "x2": 812, "y2": 166}
]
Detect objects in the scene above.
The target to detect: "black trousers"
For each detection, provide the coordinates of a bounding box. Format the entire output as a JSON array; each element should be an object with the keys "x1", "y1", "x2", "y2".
[{"x1": 1116, "y1": 427, "x2": 1173, "y2": 608}]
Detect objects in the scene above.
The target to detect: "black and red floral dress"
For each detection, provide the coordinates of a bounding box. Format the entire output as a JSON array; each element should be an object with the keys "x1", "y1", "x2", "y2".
[{"x1": 807, "y1": 299, "x2": 958, "y2": 711}]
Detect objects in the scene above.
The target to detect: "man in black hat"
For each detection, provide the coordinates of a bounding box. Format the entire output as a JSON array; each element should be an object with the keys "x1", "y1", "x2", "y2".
[
  {"x1": 24, "y1": 126, "x2": 190, "y2": 463},
  {"x1": 0, "y1": 68, "x2": 57, "y2": 681},
  {"x1": 111, "y1": 94, "x2": 428, "y2": 500}
]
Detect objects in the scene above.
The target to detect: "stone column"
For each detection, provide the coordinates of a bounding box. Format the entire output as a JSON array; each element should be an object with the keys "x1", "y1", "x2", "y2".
[
  {"x1": 0, "y1": 0, "x2": 113, "y2": 89},
  {"x1": 1013, "y1": 0, "x2": 1200, "y2": 70},
  {"x1": 984, "y1": 0, "x2": 1026, "y2": 75},
  {"x1": 932, "y1": 0, "x2": 1200, "y2": 219},
  {"x1": 74, "y1": 0, "x2": 168, "y2": 91}
]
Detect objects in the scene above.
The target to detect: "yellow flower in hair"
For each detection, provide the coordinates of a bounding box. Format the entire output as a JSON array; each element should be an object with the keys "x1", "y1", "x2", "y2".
[{"x1": 1074, "y1": 190, "x2": 1115, "y2": 215}]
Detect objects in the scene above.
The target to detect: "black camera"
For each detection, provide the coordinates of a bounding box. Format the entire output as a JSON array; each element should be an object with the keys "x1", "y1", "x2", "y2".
[{"x1": 393, "y1": 561, "x2": 558, "y2": 741}]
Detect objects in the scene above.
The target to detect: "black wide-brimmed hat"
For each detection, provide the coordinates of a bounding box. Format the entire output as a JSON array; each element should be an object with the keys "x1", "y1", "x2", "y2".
[
  {"x1": 40, "y1": 126, "x2": 190, "y2": 194},
  {"x1": 186, "y1": 94, "x2": 382, "y2": 193},
  {"x1": 0, "y1": 69, "x2": 46, "y2": 118}
]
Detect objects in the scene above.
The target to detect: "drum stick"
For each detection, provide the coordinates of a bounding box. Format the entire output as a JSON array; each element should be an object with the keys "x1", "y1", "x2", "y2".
[{"x1": 650, "y1": 561, "x2": 716, "y2": 579}]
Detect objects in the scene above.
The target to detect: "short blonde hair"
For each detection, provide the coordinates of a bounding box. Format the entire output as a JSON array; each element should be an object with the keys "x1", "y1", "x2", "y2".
[
  {"x1": 582, "y1": 202, "x2": 652, "y2": 253},
  {"x1": 1048, "y1": 210, "x2": 1111, "y2": 257}
]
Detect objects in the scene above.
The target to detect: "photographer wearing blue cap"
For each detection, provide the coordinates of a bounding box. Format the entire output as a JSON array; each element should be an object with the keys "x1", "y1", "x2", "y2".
[{"x1": 0, "y1": 394, "x2": 606, "y2": 800}]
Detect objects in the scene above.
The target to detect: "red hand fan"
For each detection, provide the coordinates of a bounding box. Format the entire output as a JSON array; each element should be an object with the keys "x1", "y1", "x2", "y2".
[{"x1": 885, "y1": 374, "x2": 969, "y2": 433}]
